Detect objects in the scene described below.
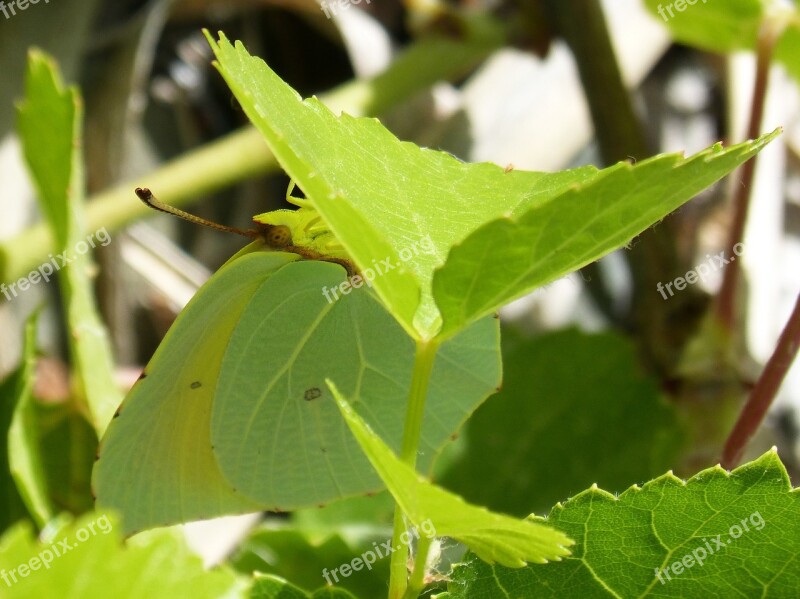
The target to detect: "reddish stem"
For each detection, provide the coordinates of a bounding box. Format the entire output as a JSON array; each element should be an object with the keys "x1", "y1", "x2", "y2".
[
  {"x1": 721, "y1": 292, "x2": 800, "y2": 468},
  {"x1": 715, "y1": 20, "x2": 783, "y2": 331}
]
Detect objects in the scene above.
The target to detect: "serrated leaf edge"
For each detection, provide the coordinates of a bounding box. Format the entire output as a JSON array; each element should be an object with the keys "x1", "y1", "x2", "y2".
[{"x1": 541, "y1": 447, "x2": 795, "y2": 520}]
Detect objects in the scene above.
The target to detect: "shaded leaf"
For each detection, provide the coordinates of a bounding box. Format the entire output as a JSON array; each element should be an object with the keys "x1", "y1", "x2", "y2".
[
  {"x1": 642, "y1": 0, "x2": 800, "y2": 83},
  {"x1": 1, "y1": 316, "x2": 41, "y2": 529},
  {"x1": 231, "y1": 521, "x2": 390, "y2": 598},
  {"x1": 250, "y1": 574, "x2": 358, "y2": 599},
  {"x1": 7, "y1": 313, "x2": 53, "y2": 527},
  {"x1": 440, "y1": 328, "x2": 685, "y2": 516}
]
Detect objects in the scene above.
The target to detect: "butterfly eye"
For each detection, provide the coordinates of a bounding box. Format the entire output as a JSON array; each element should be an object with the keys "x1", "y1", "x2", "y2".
[{"x1": 265, "y1": 225, "x2": 292, "y2": 247}]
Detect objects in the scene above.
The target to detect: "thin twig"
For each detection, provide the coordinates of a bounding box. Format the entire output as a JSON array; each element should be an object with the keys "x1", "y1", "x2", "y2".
[
  {"x1": 721, "y1": 292, "x2": 800, "y2": 468},
  {"x1": 715, "y1": 18, "x2": 784, "y2": 331}
]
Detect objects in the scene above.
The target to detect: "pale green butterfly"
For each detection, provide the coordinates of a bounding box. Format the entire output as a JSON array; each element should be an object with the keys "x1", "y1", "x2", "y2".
[{"x1": 92, "y1": 187, "x2": 501, "y2": 534}]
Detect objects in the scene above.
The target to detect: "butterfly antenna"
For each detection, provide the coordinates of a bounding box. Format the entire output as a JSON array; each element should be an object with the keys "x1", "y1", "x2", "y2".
[{"x1": 135, "y1": 188, "x2": 258, "y2": 239}]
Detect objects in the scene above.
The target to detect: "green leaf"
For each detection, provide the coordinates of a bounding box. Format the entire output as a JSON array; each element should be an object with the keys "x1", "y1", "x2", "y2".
[
  {"x1": 249, "y1": 574, "x2": 358, "y2": 599},
  {"x1": 0, "y1": 369, "x2": 29, "y2": 530},
  {"x1": 775, "y1": 25, "x2": 800, "y2": 84},
  {"x1": 16, "y1": 50, "x2": 121, "y2": 434},
  {"x1": 642, "y1": 0, "x2": 765, "y2": 52},
  {"x1": 94, "y1": 250, "x2": 500, "y2": 534},
  {"x1": 433, "y1": 132, "x2": 779, "y2": 336},
  {"x1": 447, "y1": 449, "x2": 800, "y2": 597},
  {"x1": 231, "y1": 521, "x2": 390, "y2": 598},
  {"x1": 440, "y1": 328, "x2": 686, "y2": 517},
  {"x1": 0, "y1": 513, "x2": 242, "y2": 598},
  {"x1": 642, "y1": 0, "x2": 800, "y2": 83},
  {"x1": 0, "y1": 0, "x2": 100, "y2": 138},
  {"x1": 7, "y1": 313, "x2": 54, "y2": 527},
  {"x1": 1, "y1": 315, "x2": 43, "y2": 529},
  {"x1": 35, "y1": 401, "x2": 97, "y2": 515},
  {"x1": 330, "y1": 386, "x2": 573, "y2": 568},
  {"x1": 205, "y1": 31, "x2": 597, "y2": 339},
  {"x1": 4, "y1": 314, "x2": 97, "y2": 527},
  {"x1": 204, "y1": 32, "x2": 777, "y2": 340}
]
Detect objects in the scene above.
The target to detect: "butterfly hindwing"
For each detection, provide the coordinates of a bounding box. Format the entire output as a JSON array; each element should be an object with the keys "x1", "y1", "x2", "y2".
[
  {"x1": 93, "y1": 251, "x2": 297, "y2": 534},
  {"x1": 211, "y1": 260, "x2": 501, "y2": 508}
]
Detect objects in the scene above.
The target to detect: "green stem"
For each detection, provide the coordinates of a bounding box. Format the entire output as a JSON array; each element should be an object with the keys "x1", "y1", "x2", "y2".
[
  {"x1": 403, "y1": 535, "x2": 434, "y2": 599},
  {"x1": 400, "y1": 339, "x2": 439, "y2": 465},
  {"x1": 1, "y1": 126, "x2": 272, "y2": 286},
  {"x1": 388, "y1": 509, "x2": 410, "y2": 599},
  {"x1": 388, "y1": 338, "x2": 440, "y2": 599},
  {"x1": 1, "y1": 37, "x2": 501, "y2": 285}
]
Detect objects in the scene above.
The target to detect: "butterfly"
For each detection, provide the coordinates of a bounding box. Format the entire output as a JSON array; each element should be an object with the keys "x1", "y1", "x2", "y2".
[{"x1": 92, "y1": 187, "x2": 501, "y2": 534}]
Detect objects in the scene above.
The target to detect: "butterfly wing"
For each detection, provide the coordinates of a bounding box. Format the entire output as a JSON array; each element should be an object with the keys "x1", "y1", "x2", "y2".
[
  {"x1": 92, "y1": 251, "x2": 298, "y2": 534},
  {"x1": 211, "y1": 260, "x2": 501, "y2": 508}
]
